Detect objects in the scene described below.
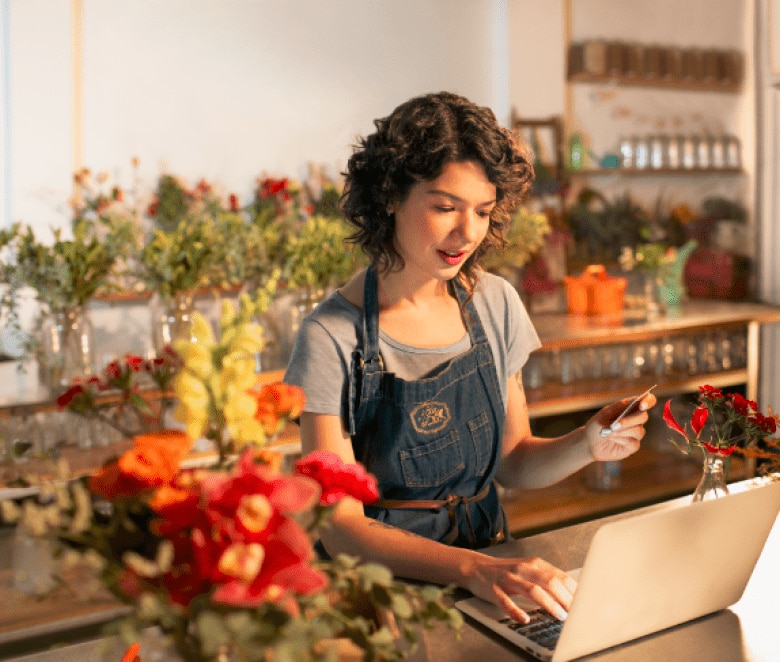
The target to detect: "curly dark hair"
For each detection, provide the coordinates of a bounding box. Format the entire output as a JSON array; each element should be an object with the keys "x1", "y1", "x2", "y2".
[{"x1": 341, "y1": 91, "x2": 534, "y2": 292}]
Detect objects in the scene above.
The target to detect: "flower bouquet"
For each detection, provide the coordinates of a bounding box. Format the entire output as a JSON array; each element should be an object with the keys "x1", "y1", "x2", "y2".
[
  {"x1": 57, "y1": 347, "x2": 183, "y2": 439},
  {"x1": 663, "y1": 385, "x2": 779, "y2": 500},
  {"x1": 1, "y1": 298, "x2": 461, "y2": 661}
]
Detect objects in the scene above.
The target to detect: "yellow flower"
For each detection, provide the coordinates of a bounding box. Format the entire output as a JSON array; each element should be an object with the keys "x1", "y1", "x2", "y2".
[
  {"x1": 229, "y1": 324, "x2": 264, "y2": 356},
  {"x1": 190, "y1": 312, "x2": 214, "y2": 345},
  {"x1": 220, "y1": 299, "x2": 237, "y2": 328},
  {"x1": 174, "y1": 370, "x2": 210, "y2": 409},
  {"x1": 229, "y1": 418, "x2": 267, "y2": 448},
  {"x1": 176, "y1": 342, "x2": 213, "y2": 381}
]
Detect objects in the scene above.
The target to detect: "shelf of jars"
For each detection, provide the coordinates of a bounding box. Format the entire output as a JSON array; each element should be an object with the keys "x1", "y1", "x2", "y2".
[
  {"x1": 569, "y1": 167, "x2": 742, "y2": 177},
  {"x1": 567, "y1": 71, "x2": 742, "y2": 93},
  {"x1": 523, "y1": 299, "x2": 780, "y2": 419}
]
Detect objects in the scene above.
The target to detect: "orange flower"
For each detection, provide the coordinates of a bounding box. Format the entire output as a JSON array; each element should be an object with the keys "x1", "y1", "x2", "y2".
[
  {"x1": 250, "y1": 382, "x2": 305, "y2": 436},
  {"x1": 88, "y1": 431, "x2": 193, "y2": 501},
  {"x1": 121, "y1": 642, "x2": 141, "y2": 662}
]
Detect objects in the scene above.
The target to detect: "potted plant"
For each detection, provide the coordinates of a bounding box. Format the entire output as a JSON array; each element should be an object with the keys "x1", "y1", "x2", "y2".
[
  {"x1": 2, "y1": 171, "x2": 136, "y2": 389},
  {"x1": 140, "y1": 174, "x2": 254, "y2": 354}
]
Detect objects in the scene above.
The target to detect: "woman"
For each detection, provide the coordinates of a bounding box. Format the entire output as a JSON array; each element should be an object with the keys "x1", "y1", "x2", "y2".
[{"x1": 284, "y1": 92, "x2": 655, "y2": 623}]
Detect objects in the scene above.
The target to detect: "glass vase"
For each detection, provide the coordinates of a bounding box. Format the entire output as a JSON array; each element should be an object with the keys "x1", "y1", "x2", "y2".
[
  {"x1": 39, "y1": 304, "x2": 96, "y2": 390},
  {"x1": 691, "y1": 452, "x2": 730, "y2": 503},
  {"x1": 643, "y1": 271, "x2": 662, "y2": 319},
  {"x1": 281, "y1": 287, "x2": 325, "y2": 364},
  {"x1": 154, "y1": 291, "x2": 196, "y2": 355}
]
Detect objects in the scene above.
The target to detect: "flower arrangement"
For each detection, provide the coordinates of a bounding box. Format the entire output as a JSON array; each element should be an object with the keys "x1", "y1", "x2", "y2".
[
  {"x1": 172, "y1": 290, "x2": 280, "y2": 463},
  {"x1": 250, "y1": 170, "x2": 363, "y2": 293},
  {"x1": 663, "y1": 385, "x2": 778, "y2": 457},
  {"x1": 1, "y1": 436, "x2": 458, "y2": 661},
  {"x1": 56, "y1": 347, "x2": 183, "y2": 439},
  {"x1": 140, "y1": 175, "x2": 249, "y2": 300},
  {"x1": 2, "y1": 289, "x2": 461, "y2": 660}
]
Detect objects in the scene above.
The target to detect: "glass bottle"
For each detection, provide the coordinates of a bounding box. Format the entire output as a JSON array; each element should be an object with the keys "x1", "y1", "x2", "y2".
[
  {"x1": 569, "y1": 133, "x2": 585, "y2": 171},
  {"x1": 691, "y1": 453, "x2": 730, "y2": 503}
]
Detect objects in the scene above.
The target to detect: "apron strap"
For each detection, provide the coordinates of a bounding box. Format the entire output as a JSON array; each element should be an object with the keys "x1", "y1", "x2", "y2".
[{"x1": 374, "y1": 483, "x2": 504, "y2": 547}]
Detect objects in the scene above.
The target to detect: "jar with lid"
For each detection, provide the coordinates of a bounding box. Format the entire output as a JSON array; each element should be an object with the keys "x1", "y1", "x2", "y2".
[
  {"x1": 634, "y1": 137, "x2": 650, "y2": 169},
  {"x1": 695, "y1": 136, "x2": 711, "y2": 169},
  {"x1": 619, "y1": 137, "x2": 635, "y2": 168},
  {"x1": 681, "y1": 135, "x2": 696, "y2": 169},
  {"x1": 710, "y1": 136, "x2": 725, "y2": 169},
  {"x1": 666, "y1": 135, "x2": 681, "y2": 169},
  {"x1": 649, "y1": 135, "x2": 667, "y2": 169},
  {"x1": 724, "y1": 136, "x2": 741, "y2": 168}
]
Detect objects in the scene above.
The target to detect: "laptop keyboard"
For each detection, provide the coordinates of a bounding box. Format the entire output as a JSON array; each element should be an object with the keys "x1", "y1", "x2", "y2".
[{"x1": 498, "y1": 610, "x2": 564, "y2": 651}]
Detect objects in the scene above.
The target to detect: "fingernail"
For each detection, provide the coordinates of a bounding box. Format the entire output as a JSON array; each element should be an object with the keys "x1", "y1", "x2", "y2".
[
  {"x1": 610, "y1": 421, "x2": 621, "y2": 431},
  {"x1": 555, "y1": 606, "x2": 568, "y2": 621}
]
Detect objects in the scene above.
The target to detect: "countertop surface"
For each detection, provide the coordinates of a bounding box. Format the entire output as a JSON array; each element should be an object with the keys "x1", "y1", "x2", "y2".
[{"x1": 1, "y1": 478, "x2": 778, "y2": 661}]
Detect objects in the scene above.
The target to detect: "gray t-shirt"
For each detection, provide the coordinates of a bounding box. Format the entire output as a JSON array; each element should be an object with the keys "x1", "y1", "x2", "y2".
[{"x1": 284, "y1": 271, "x2": 541, "y2": 420}]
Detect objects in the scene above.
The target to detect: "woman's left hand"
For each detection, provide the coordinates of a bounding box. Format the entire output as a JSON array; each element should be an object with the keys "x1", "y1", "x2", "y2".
[{"x1": 584, "y1": 391, "x2": 657, "y2": 461}]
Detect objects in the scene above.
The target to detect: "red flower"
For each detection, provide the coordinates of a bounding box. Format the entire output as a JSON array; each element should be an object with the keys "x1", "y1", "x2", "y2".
[
  {"x1": 691, "y1": 404, "x2": 708, "y2": 437},
  {"x1": 295, "y1": 451, "x2": 380, "y2": 506},
  {"x1": 729, "y1": 392, "x2": 752, "y2": 416},
  {"x1": 56, "y1": 384, "x2": 85, "y2": 408},
  {"x1": 259, "y1": 177, "x2": 289, "y2": 199},
  {"x1": 229, "y1": 193, "x2": 240, "y2": 211},
  {"x1": 702, "y1": 441, "x2": 737, "y2": 456},
  {"x1": 663, "y1": 400, "x2": 687, "y2": 438},
  {"x1": 125, "y1": 355, "x2": 145, "y2": 372},
  {"x1": 106, "y1": 361, "x2": 122, "y2": 380},
  {"x1": 699, "y1": 385, "x2": 723, "y2": 400}
]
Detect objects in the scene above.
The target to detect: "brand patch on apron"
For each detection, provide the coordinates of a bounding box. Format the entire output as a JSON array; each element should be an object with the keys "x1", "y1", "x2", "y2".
[{"x1": 410, "y1": 401, "x2": 451, "y2": 434}]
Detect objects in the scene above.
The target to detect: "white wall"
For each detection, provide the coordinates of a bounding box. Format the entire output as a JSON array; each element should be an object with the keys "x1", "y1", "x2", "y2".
[
  {"x1": 5, "y1": 0, "x2": 73, "y2": 240},
  {"x1": 7, "y1": 0, "x2": 516, "y2": 223}
]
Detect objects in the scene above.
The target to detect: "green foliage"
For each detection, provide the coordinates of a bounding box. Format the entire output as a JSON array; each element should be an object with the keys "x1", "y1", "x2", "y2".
[
  {"x1": 4, "y1": 215, "x2": 135, "y2": 311},
  {"x1": 482, "y1": 206, "x2": 551, "y2": 274},
  {"x1": 568, "y1": 189, "x2": 649, "y2": 262},
  {"x1": 284, "y1": 215, "x2": 361, "y2": 291}
]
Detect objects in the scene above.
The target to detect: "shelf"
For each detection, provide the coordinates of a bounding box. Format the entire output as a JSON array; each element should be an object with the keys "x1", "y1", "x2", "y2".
[
  {"x1": 567, "y1": 71, "x2": 742, "y2": 93},
  {"x1": 569, "y1": 167, "x2": 743, "y2": 177},
  {"x1": 526, "y1": 370, "x2": 747, "y2": 419}
]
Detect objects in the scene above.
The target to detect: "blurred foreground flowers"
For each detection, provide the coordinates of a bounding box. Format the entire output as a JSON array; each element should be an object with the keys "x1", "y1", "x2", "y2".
[{"x1": 4, "y1": 294, "x2": 461, "y2": 660}]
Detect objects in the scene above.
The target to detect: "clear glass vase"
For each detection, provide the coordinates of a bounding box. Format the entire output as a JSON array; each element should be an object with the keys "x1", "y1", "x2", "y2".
[
  {"x1": 39, "y1": 304, "x2": 96, "y2": 390},
  {"x1": 691, "y1": 452, "x2": 730, "y2": 503},
  {"x1": 154, "y1": 291, "x2": 196, "y2": 355}
]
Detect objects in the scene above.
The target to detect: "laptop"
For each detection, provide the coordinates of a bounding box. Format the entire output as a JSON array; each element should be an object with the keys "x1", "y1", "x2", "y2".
[{"x1": 456, "y1": 478, "x2": 780, "y2": 661}]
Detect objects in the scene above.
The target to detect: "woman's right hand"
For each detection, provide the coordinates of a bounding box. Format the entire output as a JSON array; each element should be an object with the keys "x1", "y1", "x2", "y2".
[{"x1": 462, "y1": 553, "x2": 577, "y2": 622}]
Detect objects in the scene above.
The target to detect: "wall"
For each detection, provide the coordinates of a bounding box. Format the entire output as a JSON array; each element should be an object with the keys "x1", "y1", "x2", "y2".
[
  {"x1": 4, "y1": 0, "x2": 516, "y2": 232},
  {"x1": 565, "y1": 0, "x2": 754, "y2": 213}
]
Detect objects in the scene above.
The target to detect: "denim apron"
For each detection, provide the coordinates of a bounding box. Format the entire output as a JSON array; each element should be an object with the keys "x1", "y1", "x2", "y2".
[{"x1": 348, "y1": 266, "x2": 509, "y2": 548}]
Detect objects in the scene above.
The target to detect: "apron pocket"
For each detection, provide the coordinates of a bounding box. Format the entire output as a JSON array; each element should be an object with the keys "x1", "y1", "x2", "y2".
[
  {"x1": 468, "y1": 411, "x2": 492, "y2": 475},
  {"x1": 399, "y1": 431, "x2": 464, "y2": 488}
]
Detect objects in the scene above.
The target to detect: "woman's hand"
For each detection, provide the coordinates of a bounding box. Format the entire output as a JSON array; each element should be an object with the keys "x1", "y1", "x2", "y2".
[
  {"x1": 463, "y1": 555, "x2": 577, "y2": 622},
  {"x1": 585, "y1": 391, "x2": 657, "y2": 461}
]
